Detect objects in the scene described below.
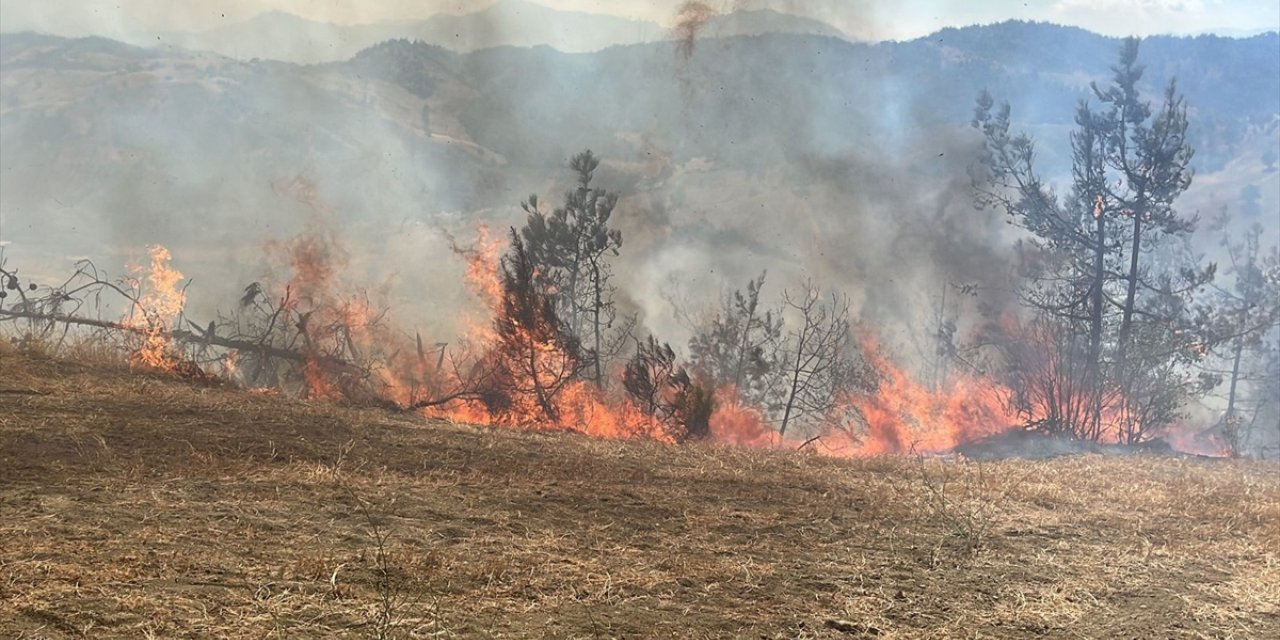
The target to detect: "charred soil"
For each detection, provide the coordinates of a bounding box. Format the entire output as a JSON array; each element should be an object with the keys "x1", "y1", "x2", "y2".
[{"x1": 2, "y1": 350, "x2": 1278, "y2": 638}]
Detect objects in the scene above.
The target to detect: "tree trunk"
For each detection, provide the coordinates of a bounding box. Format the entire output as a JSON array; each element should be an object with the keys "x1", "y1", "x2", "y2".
[
  {"x1": 1116, "y1": 208, "x2": 1144, "y2": 369},
  {"x1": 932, "y1": 282, "x2": 948, "y2": 392},
  {"x1": 0, "y1": 308, "x2": 356, "y2": 372},
  {"x1": 591, "y1": 262, "x2": 603, "y2": 386},
  {"x1": 733, "y1": 302, "x2": 757, "y2": 390},
  {"x1": 1114, "y1": 208, "x2": 1144, "y2": 444},
  {"x1": 778, "y1": 330, "x2": 808, "y2": 439},
  {"x1": 1224, "y1": 335, "x2": 1245, "y2": 457},
  {"x1": 527, "y1": 334, "x2": 558, "y2": 423},
  {"x1": 1087, "y1": 210, "x2": 1107, "y2": 441}
]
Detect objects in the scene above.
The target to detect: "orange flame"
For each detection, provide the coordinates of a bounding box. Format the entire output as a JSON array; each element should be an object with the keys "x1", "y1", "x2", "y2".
[
  {"x1": 119, "y1": 221, "x2": 1133, "y2": 461},
  {"x1": 117, "y1": 223, "x2": 1229, "y2": 459},
  {"x1": 709, "y1": 386, "x2": 777, "y2": 448},
  {"x1": 118, "y1": 229, "x2": 1029, "y2": 457},
  {"x1": 125, "y1": 245, "x2": 186, "y2": 371},
  {"x1": 701, "y1": 338, "x2": 1017, "y2": 457},
  {"x1": 846, "y1": 335, "x2": 1015, "y2": 455}
]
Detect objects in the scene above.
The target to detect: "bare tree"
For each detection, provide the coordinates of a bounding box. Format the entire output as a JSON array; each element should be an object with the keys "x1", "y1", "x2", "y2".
[
  {"x1": 1205, "y1": 221, "x2": 1280, "y2": 456},
  {"x1": 775, "y1": 282, "x2": 866, "y2": 439}
]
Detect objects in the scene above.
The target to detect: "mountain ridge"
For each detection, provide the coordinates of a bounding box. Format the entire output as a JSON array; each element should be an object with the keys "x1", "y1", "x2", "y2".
[{"x1": 110, "y1": 0, "x2": 857, "y2": 63}]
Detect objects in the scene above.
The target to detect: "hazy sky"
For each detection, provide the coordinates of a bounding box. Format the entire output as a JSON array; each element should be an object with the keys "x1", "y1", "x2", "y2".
[{"x1": 0, "y1": 0, "x2": 1277, "y2": 41}]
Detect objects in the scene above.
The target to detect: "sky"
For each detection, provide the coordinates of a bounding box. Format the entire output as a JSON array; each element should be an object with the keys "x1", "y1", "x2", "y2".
[{"x1": 0, "y1": 0, "x2": 1277, "y2": 42}]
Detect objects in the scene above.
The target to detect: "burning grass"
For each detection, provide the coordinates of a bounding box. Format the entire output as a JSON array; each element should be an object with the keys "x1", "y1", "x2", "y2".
[{"x1": 2, "y1": 348, "x2": 1277, "y2": 638}]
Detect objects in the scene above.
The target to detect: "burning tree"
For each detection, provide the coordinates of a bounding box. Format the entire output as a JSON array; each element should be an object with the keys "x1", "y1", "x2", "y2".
[
  {"x1": 974, "y1": 37, "x2": 1216, "y2": 443},
  {"x1": 520, "y1": 150, "x2": 631, "y2": 387},
  {"x1": 483, "y1": 228, "x2": 589, "y2": 423},
  {"x1": 0, "y1": 231, "x2": 439, "y2": 407},
  {"x1": 216, "y1": 281, "x2": 390, "y2": 400},
  {"x1": 0, "y1": 248, "x2": 197, "y2": 373},
  {"x1": 623, "y1": 336, "x2": 683, "y2": 423},
  {"x1": 681, "y1": 274, "x2": 893, "y2": 445}
]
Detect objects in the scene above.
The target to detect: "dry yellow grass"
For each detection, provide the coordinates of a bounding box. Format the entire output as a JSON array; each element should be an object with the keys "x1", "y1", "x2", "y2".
[{"x1": 1, "y1": 348, "x2": 1278, "y2": 638}]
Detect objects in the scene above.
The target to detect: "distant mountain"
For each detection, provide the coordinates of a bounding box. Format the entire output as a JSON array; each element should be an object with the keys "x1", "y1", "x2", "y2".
[
  {"x1": 143, "y1": 1, "x2": 853, "y2": 63},
  {"x1": 397, "y1": 0, "x2": 663, "y2": 54},
  {"x1": 4, "y1": 21, "x2": 1275, "y2": 178},
  {"x1": 1184, "y1": 26, "x2": 1278, "y2": 38},
  {"x1": 157, "y1": 10, "x2": 400, "y2": 63},
  {"x1": 0, "y1": 32, "x2": 166, "y2": 68}
]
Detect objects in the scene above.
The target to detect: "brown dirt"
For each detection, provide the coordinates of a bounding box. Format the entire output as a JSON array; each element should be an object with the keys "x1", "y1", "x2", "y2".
[{"x1": 2, "y1": 349, "x2": 1278, "y2": 638}]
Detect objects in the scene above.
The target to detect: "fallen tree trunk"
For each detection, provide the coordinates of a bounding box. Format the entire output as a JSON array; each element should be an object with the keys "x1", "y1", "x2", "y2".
[
  {"x1": 1, "y1": 308, "x2": 483, "y2": 412},
  {"x1": 0, "y1": 308, "x2": 356, "y2": 372}
]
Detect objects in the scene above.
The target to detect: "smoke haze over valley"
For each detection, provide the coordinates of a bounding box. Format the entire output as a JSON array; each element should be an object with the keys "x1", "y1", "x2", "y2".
[{"x1": 2, "y1": 1, "x2": 1278, "y2": 455}]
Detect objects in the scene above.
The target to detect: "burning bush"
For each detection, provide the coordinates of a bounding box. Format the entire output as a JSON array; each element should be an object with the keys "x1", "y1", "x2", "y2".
[
  {"x1": 479, "y1": 228, "x2": 589, "y2": 424},
  {"x1": 623, "y1": 335, "x2": 715, "y2": 441}
]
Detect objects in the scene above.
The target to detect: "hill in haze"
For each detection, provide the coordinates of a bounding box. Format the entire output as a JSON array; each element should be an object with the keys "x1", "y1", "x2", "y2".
[{"x1": 146, "y1": 0, "x2": 853, "y2": 64}]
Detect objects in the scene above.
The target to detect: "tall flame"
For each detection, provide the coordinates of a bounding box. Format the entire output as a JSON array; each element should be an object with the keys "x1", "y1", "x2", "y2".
[{"x1": 125, "y1": 245, "x2": 186, "y2": 371}]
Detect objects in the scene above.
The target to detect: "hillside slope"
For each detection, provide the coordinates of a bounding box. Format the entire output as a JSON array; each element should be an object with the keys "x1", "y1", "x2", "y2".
[{"x1": 2, "y1": 349, "x2": 1277, "y2": 638}]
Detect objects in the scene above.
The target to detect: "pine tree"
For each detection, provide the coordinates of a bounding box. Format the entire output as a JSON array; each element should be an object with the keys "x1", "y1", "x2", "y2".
[{"x1": 520, "y1": 150, "x2": 627, "y2": 386}]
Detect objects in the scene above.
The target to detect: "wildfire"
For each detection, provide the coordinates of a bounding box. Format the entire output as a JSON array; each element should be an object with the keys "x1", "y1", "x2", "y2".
[
  {"x1": 265, "y1": 228, "x2": 434, "y2": 404},
  {"x1": 708, "y1": 386, "x2": 778, "y2": 448},
  {"x1": 700, "y1": 341, "x2": 1018, "y2": 457},
  {"x1": 219, "y1": 224, "x2": 1030, "y2": 454},
  {"x1": 1165, "y1": 423, "x2": 1233, "y2": 457},
  {"x1": 548, "y1": 381, "x2": 678, "y2": 442},
  {"x1": 447, "y1": 223, "x2": 504, "y2": 344},
  {"x1": 114, "y1": 228, "x2": 1134, "y2": 460}
]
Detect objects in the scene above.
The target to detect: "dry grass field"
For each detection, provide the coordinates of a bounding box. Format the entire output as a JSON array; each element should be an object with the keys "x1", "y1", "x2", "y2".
[{"x1": 2, "y1": 348, "x2": 1278, "y2": 638}]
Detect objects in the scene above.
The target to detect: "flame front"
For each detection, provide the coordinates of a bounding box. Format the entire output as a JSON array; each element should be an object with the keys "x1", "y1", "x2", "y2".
[
  {"x1": 417, "y1": 231, "x2": 1021, "y2": 452},
  {"x1": 124, "y1": 229, "x2": 1184, "y2": 459}
]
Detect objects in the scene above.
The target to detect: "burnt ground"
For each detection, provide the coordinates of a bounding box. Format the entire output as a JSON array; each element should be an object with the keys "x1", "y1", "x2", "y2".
[{"x1": 1, "y1": 349, "x2": 1278, "y2": 639}]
